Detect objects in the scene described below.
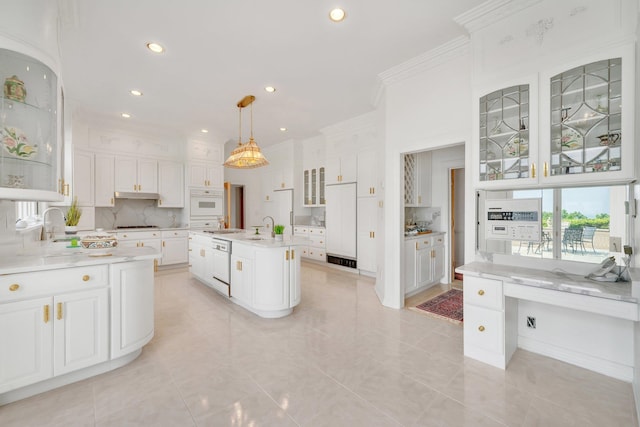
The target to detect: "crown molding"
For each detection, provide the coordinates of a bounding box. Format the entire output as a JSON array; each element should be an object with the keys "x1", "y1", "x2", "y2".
[
  {"x1": 454, "y1": 0, "x2": 542, "y2": 34},
  {"x1": 372, "y1": 36, "x2": 470, "y2": 107},
  {"x1": 319, "y1": 111, "x2": 377, "y2": 138}
]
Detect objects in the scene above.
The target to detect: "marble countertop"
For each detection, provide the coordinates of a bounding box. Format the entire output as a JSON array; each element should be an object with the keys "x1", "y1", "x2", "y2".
[
  {"x1": 456, "y1": 261, "x2": 638, "y2": 303},
  {"x1": 0, "y1": 244, "x2": 160, "y2": 275},
  {"x1": 190, "y1": 230, "x2": 310, "y2": 248},
  {"x1": 404, "y1": 231, "x2": 445, "y2": 240}
]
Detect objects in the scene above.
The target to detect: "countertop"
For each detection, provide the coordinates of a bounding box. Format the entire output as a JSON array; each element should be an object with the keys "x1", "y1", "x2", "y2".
[
  {"x1": 190, "y1": 229, "x2": 310, "y2": 248},
  {"x1": 0, "y1": 245, "x2": 160, "y2": 275},
  {"x1": 456, "y1": 261, "x2": 638, "y2": 303},
  {"x1": 404, "y1": 231, "x2": 446, "y2": 240}
]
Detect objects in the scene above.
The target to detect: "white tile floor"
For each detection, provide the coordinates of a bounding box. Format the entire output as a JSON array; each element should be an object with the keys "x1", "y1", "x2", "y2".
[{"x1": 1, "y1": 262, "x2": 637, "y2": 426}]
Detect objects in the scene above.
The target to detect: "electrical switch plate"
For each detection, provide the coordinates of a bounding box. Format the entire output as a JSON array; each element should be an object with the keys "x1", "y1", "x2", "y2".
[{"x1": 609, "y1": 236, "x2": 622, "y2": 252}]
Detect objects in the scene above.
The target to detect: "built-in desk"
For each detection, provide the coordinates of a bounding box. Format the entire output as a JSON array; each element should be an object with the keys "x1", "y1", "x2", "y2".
[{"x1": 457, "y1": 262, "x2": 639, "y2": 381}]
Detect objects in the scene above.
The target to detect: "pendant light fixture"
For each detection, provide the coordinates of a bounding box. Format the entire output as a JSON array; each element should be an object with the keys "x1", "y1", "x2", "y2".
[{"x1": 223, "y1": 95, "x2": 269, "y2": 169}]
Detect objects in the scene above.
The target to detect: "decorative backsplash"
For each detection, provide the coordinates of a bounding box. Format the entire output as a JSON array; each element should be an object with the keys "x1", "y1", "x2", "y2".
[{"x1": 95, "y1": 199, "x2": 185, "y2": 230}]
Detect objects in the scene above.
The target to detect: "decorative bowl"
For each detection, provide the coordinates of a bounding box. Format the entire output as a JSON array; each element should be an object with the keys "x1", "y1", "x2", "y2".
[{"x1": 80, "y1": 234, "x2": 118, "y2": 250}]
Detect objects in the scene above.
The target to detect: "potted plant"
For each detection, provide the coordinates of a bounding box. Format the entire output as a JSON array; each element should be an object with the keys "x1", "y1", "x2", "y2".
[
  {"x1": 273, "y1": 224, "x2": 285, "y2": 241},
  {"x1": 65, "y1": 196, "x2": 82, "y2": 234}
]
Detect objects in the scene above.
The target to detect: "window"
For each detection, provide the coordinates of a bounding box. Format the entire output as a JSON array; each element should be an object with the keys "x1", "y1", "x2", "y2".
[
  {"x1": 15, "y1": 201, "x2": 37, "y2": 221},
  {"x1": 480, "y1": 185, "x2": 628, "y2": 264}
]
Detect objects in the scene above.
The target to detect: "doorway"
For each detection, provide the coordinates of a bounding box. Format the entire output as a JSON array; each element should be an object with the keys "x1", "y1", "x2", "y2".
[
  {"x1": 450, "y1": 167, "x2": 465, "y2": 283},
  {"x1": 224, "y1": 182, "x2": 244, "y2": 229}
]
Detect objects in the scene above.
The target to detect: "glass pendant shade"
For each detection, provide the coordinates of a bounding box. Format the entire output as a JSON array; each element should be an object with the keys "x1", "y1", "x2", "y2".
[{"x1": 224, "y1": 96, "x2": 269, "y2": 169}]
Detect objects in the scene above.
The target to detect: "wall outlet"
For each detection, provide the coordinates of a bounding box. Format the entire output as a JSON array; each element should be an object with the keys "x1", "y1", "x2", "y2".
[
  {"x1": 609, "y1": 236, "x2": 622, "y2": 252},
  {"x1": 526, "y1": 316, "x2": 536, "y2": 329}
]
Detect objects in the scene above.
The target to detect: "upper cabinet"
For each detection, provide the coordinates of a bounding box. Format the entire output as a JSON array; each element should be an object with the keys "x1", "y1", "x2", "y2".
[
  {"x1": 404, "y1": 151, "x2": 432, "y2": 207},
  {"x1": 325, "y1": 153, "x2": 356, "y2": 185},
  {"x1": 158, "y1": 161, "x2": 184, "y2": 208},
  {"x1": 94, "y1": 154, "x2": 115, "y2": 207},
  {"x1": 303, "y1": 166, "x2": 325, "y2": 206},
  {"x1": 0, "y1": 48, "x2": 63, "y2": 201},
  {"x1": 357, "y1": 149, "x2": 378, "y2": 197},
  {"x1": 114, "y1": 157, "x2": 158, "y2": 193}
]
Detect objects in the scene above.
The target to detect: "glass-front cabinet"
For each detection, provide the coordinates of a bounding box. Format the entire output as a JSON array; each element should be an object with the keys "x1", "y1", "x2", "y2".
[
  {"x1": 303, "y1": 166, "x2": 325, "y2": 206},
  {"x1": 0, "y1": 48, "x2": 62, "y2": 201}
]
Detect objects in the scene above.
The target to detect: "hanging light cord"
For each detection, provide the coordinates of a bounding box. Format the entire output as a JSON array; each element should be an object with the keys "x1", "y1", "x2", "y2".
[
  {"x1": 238, "y1": 106, "x2": 242, "y2": 144},
  {"x1": 250, "y1": 103, "x2": 254, "y2": 139}
]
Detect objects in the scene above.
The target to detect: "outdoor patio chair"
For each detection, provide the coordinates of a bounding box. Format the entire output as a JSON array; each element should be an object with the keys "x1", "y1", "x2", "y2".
[
  {"x1": 581, "y1": 226, "x2": 597, "y2": 253},
  {"x1": 562, "y1": 227, "x2": 583, "y2": 253}
]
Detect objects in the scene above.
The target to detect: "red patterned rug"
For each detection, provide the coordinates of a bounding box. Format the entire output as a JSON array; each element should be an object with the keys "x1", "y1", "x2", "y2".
[{"x1": 413, "y1": 289, "x2": 463, "y2": 325}]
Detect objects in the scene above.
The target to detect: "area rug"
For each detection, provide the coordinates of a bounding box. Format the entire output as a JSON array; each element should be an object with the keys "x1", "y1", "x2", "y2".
[{"x1": 412, "y1": 289, "x2": 463, "y2": 325}]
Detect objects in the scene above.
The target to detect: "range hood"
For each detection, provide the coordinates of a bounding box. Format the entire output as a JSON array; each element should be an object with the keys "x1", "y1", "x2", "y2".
[{"x1": 114, "y1": 191, "x2": 160, "y2": 200}]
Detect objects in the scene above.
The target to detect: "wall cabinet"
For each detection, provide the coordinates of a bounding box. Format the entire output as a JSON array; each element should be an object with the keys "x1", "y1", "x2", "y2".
[
  {"x1": 158, "y1": 161, "x2": 184, "y2": 207},
  {"x1": 161, "y1": 230, "x2": 188, "y2": 265},
  {"x1": 325, "y1": 153, "x2": 357, "y2": 185},
  {"x1": 73, "y1": 149, "x2": 94, "y2": 206},
  {"x1": 357, "y1": 198, "x2": 377, "y2": 273},
  {"x1": 404, "y1": 233, "x2": 445, "y2": 296},
  {"x1": 110, "y1": 261, "x2": 154, "y2": 359},
  {"x1": 404, "y1": 151, "x2": 432, "y2": 207},
  {"x1": 114, "y1": 157, "x2": 158, "y2": 193},
  {"x1": 303, "y1": 166, "x2": 325, "y2": 206},
  {"x1": 0, "y1": 48, "x2": 63, "y2": 202},
  {"x1": 357, "y1": 149, "x2": 378, "y2": 197},
  {"x1": 188, "y1": 162, "x2": 223, "y2": 189},
  {"x1": 94, "y1": 154, "x2": 115, "y2": 207}
]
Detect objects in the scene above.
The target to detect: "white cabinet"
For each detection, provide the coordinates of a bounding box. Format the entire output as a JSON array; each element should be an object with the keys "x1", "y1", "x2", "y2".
[
  {"x1": 325, "y1": 183, "x2": 356, "y2": 259},
  {"x1": 188, "y1": 162, "x2": 223, "y2": 189},
  {"x1": 253, "y1": 247, "x2": 290, "y2": 312},
  {"x1": 357, "y1": 149, "x2": 378, "y2": 197},
  {"x1": 404, "y1": 151, "x2": 432, "y2": 207},
  {"x1": 94, "y1": 154, "x2": 115, "y2": 207},
  {"x1": 231, "y1": 249, "x2": 253, "y2": 306},
  {"x1": 303, "y1": 166, "x2": 326, "y2": 206},
  {"x1": 114, "y1": 157, "x2": 158, "y2": 193},
  {"x1": 161, "y1": 230, "x2": 189, "y2": 265},
  {"x1": 110, "y1": 261, "x2": 154, "y2": 359},
  {"x1": 294, "y1": 226, "x2": 326, "y2": 262},
  {"x1": 158, "y1": 161, "x2": 184, "y2": 207},
  {"x1": 404, "y1": 233, "x2": 445, "y2": 296},
  {"x1": 0, "y1": 266, "x2": 109, "y2": 393},
  {"x1": 187, "y1": 140, "x2": 223, "y2": 163},
  {"x1": 116, "y1": 231, "x2": 161, "y2": 269},
  {"x1": 73, "y1": 149, "x2": 94, "y2": 206},
  {"x1": 357, "y1": 198, "x2": 377, "y2": 273},
  {"x1": 325, "y1": 153, "x2": 357, "y2": 185}
]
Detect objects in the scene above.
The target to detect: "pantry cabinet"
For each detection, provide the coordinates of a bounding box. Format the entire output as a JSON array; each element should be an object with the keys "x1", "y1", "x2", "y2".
[
  {"x1": 357, "y1": 149, "x2": 378, "y2": 197},
  {"x1": 325, "y1": 153, "x2": 357, "y2": 185},
  {"x1": 114, "y1": 157, "x2": 158, "y2": 193},
  {"x1": 357, "y1": 198, "x2": 377, "y2": 273}
]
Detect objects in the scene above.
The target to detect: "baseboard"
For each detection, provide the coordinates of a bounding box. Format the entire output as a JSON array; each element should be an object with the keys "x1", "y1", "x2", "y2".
[{"x1": 519, "y1": 336, "x2": 633, "y2": 382}]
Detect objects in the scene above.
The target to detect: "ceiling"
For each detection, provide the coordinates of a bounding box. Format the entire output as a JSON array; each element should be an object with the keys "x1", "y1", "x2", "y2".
[{"x1": 59, "y1": 1, "x2": 484, "y2": 148}]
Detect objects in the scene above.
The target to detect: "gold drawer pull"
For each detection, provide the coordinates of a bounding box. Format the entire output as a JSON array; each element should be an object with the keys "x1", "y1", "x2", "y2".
[
  {"x1": 57, "y1": 302, "x2": 63, "y2": 320},
  {"x1": 478, "y1": 289, "x2": 485, "y2": 296},
  {"x1": 82, "y1": 275, "x2": 90, "y2": 282},
  {"x1": 478, "y1": 325, "x2": 485, "y2": 332},
  {"x1": 9, "y1": 284, "x2": 19, "y2": 291},
  {"x1": 44, "y1": 305, "x2": 50, "y2": 323},
  {"x1": 236, "y1": 261, "x2": 243, "y2": 271}
]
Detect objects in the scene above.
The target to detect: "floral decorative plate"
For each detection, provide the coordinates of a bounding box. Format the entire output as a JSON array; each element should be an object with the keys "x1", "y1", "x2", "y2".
[
  {"x1": 559, "y1": 128, "x2": 582, "y2": 150},
  {"x1": 2, "y1": 127, "x2": 37, "y2": 158}
]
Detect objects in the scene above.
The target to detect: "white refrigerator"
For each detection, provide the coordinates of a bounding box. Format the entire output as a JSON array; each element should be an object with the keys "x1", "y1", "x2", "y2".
[{"x1": 325, "y1": 183, "x2": 356, "y2": 259}]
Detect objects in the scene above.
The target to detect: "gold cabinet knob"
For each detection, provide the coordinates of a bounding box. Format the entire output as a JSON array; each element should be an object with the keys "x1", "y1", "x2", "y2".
[
  {"x1": 478, "y1": 325, "x2": 485, "y2": 332},
  {"x1": 82, "y1": 275, "x2": 90, "y2": 282},
  {"x1": 478, "y1": 289, "x2": 485, "y2": 296},
  {"x1": 9, "y1": 284, "x2": 19, "y2": 291}
]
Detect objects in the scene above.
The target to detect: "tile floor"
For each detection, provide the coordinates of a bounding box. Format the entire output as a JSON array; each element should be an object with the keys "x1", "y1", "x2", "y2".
[{"x1": 0, "y1": 262, "x2": 637, "y2": 426}]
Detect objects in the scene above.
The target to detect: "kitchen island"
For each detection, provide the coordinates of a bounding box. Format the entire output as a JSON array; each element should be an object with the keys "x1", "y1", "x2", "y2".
[
  {"x1": 0, "y1": 245, "x2": 160, "y2": 405},
  {"x1": 189, "y1": 230, "x2": 309, "y2": 318}
]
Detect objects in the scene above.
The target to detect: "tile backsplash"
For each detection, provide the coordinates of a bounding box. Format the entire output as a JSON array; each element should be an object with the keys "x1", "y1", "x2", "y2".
[{"x1": 96, "y1": 199, "x2": 185, "y2": 230}]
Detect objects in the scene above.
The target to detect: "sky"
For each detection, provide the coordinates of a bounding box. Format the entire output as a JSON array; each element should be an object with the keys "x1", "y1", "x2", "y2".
[{"x1": 514, "y1": 186, "x2": 611, "y2": 218}]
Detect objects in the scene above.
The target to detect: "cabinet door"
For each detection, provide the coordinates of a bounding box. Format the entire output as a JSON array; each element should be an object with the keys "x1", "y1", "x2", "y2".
[
  {"x1": 357, "y1": 197, "x2": 377, "y2": 273},
  {"x1": 325, "y1": 183, "x2": 356, "y2": 258},
  {"x1": 162, "y1": 237, "x2": 188, "y2": 265},
  {"x1": 207, "y1": 165, "x2": 224, "y2": 189},
  {"x1": 140, "y1": 238, "x2": 162, "y2": 263},
  {"x1": 416, "y1": 248, "x2": 432, "y2": 288},
  {"x1": 431, "y1": 245, "x2": 445, "y2": 284},
  {"x1": 114, "y1": 157, "x2": 137, "y2": 192},
  {"x1": 94, "y1": 154, "x2": 115, "y2": 207},
  {"x1": 158, "y1": 161, "x2": 184, "y2": 207},
  {"x1": 0, "y1": 297, "x2": 53, "y2": 393},
  {"x1": 189, "y1": 163, "x2": 208, "y2": 188},
  {"x1": 189, "y1": 240, "x2": 205, "y2": 279},
  {"x1": 110, "y1": 261, "x2": 155, "y2": 358},
  {"x1": 357, "y1": 150, "x2": 377, "y2": 197},
  {"x1": 53, "y1": 288, "x2": 108, "y2": 376},
  {"x1": 303, "y1": 169, "x2": 310, "y2": 205},
  {"x1": 73, "y1": 150, "x2": 94, "y2": 206},
  {"x1": 290, "y1": 247, "x2": 301, "y2": 307},
  {"x1": 404, "y1": 240, "x2": 417, "y2": 294},
  {"x1": 253, "y1": 247, "x2": 289, "y2": 311},
  {"x1": 230, "y1": 254, "x2": 253, "y2": 305},
  {"x1": 325, "y1": 156, "x2": 341, "y2": 185},
  {"x1": 137, "y1": 159, "x2": 158, "y2": 193},
  {"x1": 416, "y1": 151, "x2": 432, "y2": 207}
]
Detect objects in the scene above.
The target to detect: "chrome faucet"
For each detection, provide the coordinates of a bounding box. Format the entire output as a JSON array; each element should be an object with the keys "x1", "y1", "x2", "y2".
[
  {"x1": 41, "y1": 207, "x2": 65, "y2": 240},
  {"x1": 263, "y1": 215, "x2": 275, "y2": 238}
]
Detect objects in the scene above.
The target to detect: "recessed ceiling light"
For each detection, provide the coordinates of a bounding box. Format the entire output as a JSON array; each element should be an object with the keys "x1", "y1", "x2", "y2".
[
  {"x1": 130, "y1": 89, "x2": 143, "y2": 96},
  {"x1": 280, "y1": 127, "x2": 287, "y2": 132},
  {"x1": 201, "y1": 129, "x2": 209, "y2": 133},
  {"x1": 329, "y1": 8, "x2": 346, "y2": 22},
  {"x1": 265, "y1": 86, "x2": 276, "y2": 93},
  {"x1": 121, "y1": 112, "x2": 131, "y2": 118},
  {"x1": 146, "y1": 42, "x2": 165, "y2": 54}
]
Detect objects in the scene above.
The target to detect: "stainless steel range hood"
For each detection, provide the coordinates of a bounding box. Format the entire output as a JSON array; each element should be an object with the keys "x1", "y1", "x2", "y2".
[{"x1": 114, "y1": 191, "x2": 160, "y2": 200}]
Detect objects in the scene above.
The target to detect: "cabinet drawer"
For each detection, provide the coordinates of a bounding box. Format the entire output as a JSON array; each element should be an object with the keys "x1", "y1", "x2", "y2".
[
  {"x1": 308, "y1": 227, "x2": 325, "y2": 236},
  {"x1": 307, "y1": 249, "x2": 326, "y2": 262},
  {"x1": 162, "y1": 229, "x2": 189, "y2": 238},
  {"x1": 433, "y1": 234, "x2": 445, "y2": 245},
  {"x1": 464, "y1": 276, "x2": 503, "y2": 310},
  {"x1": 309, "y1": 234, "x2": 325, "y2": 248},
  {"x1": 0, "y1": 265, "x2": 109, "y2": 302},
  {"x1": 464, "y1": 305, "x2": 504, "y2": 354},
  {"x1": 116, "y1": 230, "x2": 161, "y2": 240},
  {"x1": 412, "y1": 237, "x2": 432, "y2": 250},
  {"x1": 293, "y1": 227, "x2": 308, "y2": 235}
]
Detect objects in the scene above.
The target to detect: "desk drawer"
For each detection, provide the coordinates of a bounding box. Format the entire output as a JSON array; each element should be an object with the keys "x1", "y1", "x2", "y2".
[
  {"x1": 464, "y1": 305, "x2": 504, "y2": 354},
  {"x1": 464, "y1": 276, "x2": 503, "y2": 310}
]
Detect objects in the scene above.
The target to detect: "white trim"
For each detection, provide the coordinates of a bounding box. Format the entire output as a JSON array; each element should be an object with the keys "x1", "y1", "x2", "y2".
[{"x1": 453, "y1": 0, "x2": 542, "y2": 34}]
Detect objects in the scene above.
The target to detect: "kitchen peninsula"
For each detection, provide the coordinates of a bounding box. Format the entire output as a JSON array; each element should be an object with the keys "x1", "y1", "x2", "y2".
[
  {"x1": 0, "y1": 245, "x2": 159, "y2": 405},
  {"x1": 189, "y1": 230, "x2": 308, "y2": 318}
]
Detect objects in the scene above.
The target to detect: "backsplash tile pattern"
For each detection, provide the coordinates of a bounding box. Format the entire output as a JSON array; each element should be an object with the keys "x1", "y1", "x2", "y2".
[{"x1": 96, "y1": 200, "x2": 185, "y2": 230}]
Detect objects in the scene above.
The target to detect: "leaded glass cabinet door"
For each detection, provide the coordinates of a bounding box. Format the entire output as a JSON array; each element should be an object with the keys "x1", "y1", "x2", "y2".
[
  {"x1": 479, "y1": 85, "x2": 531, "y2": 183},
  {"x1": 550, "y1": 58, "x2": 621, "y2": 176}
]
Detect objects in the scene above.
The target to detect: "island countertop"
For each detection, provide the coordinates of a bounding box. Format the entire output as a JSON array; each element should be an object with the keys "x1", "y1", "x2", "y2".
[{"x1": 189, "y1": 229, "x2": 310, "y2": 248}]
